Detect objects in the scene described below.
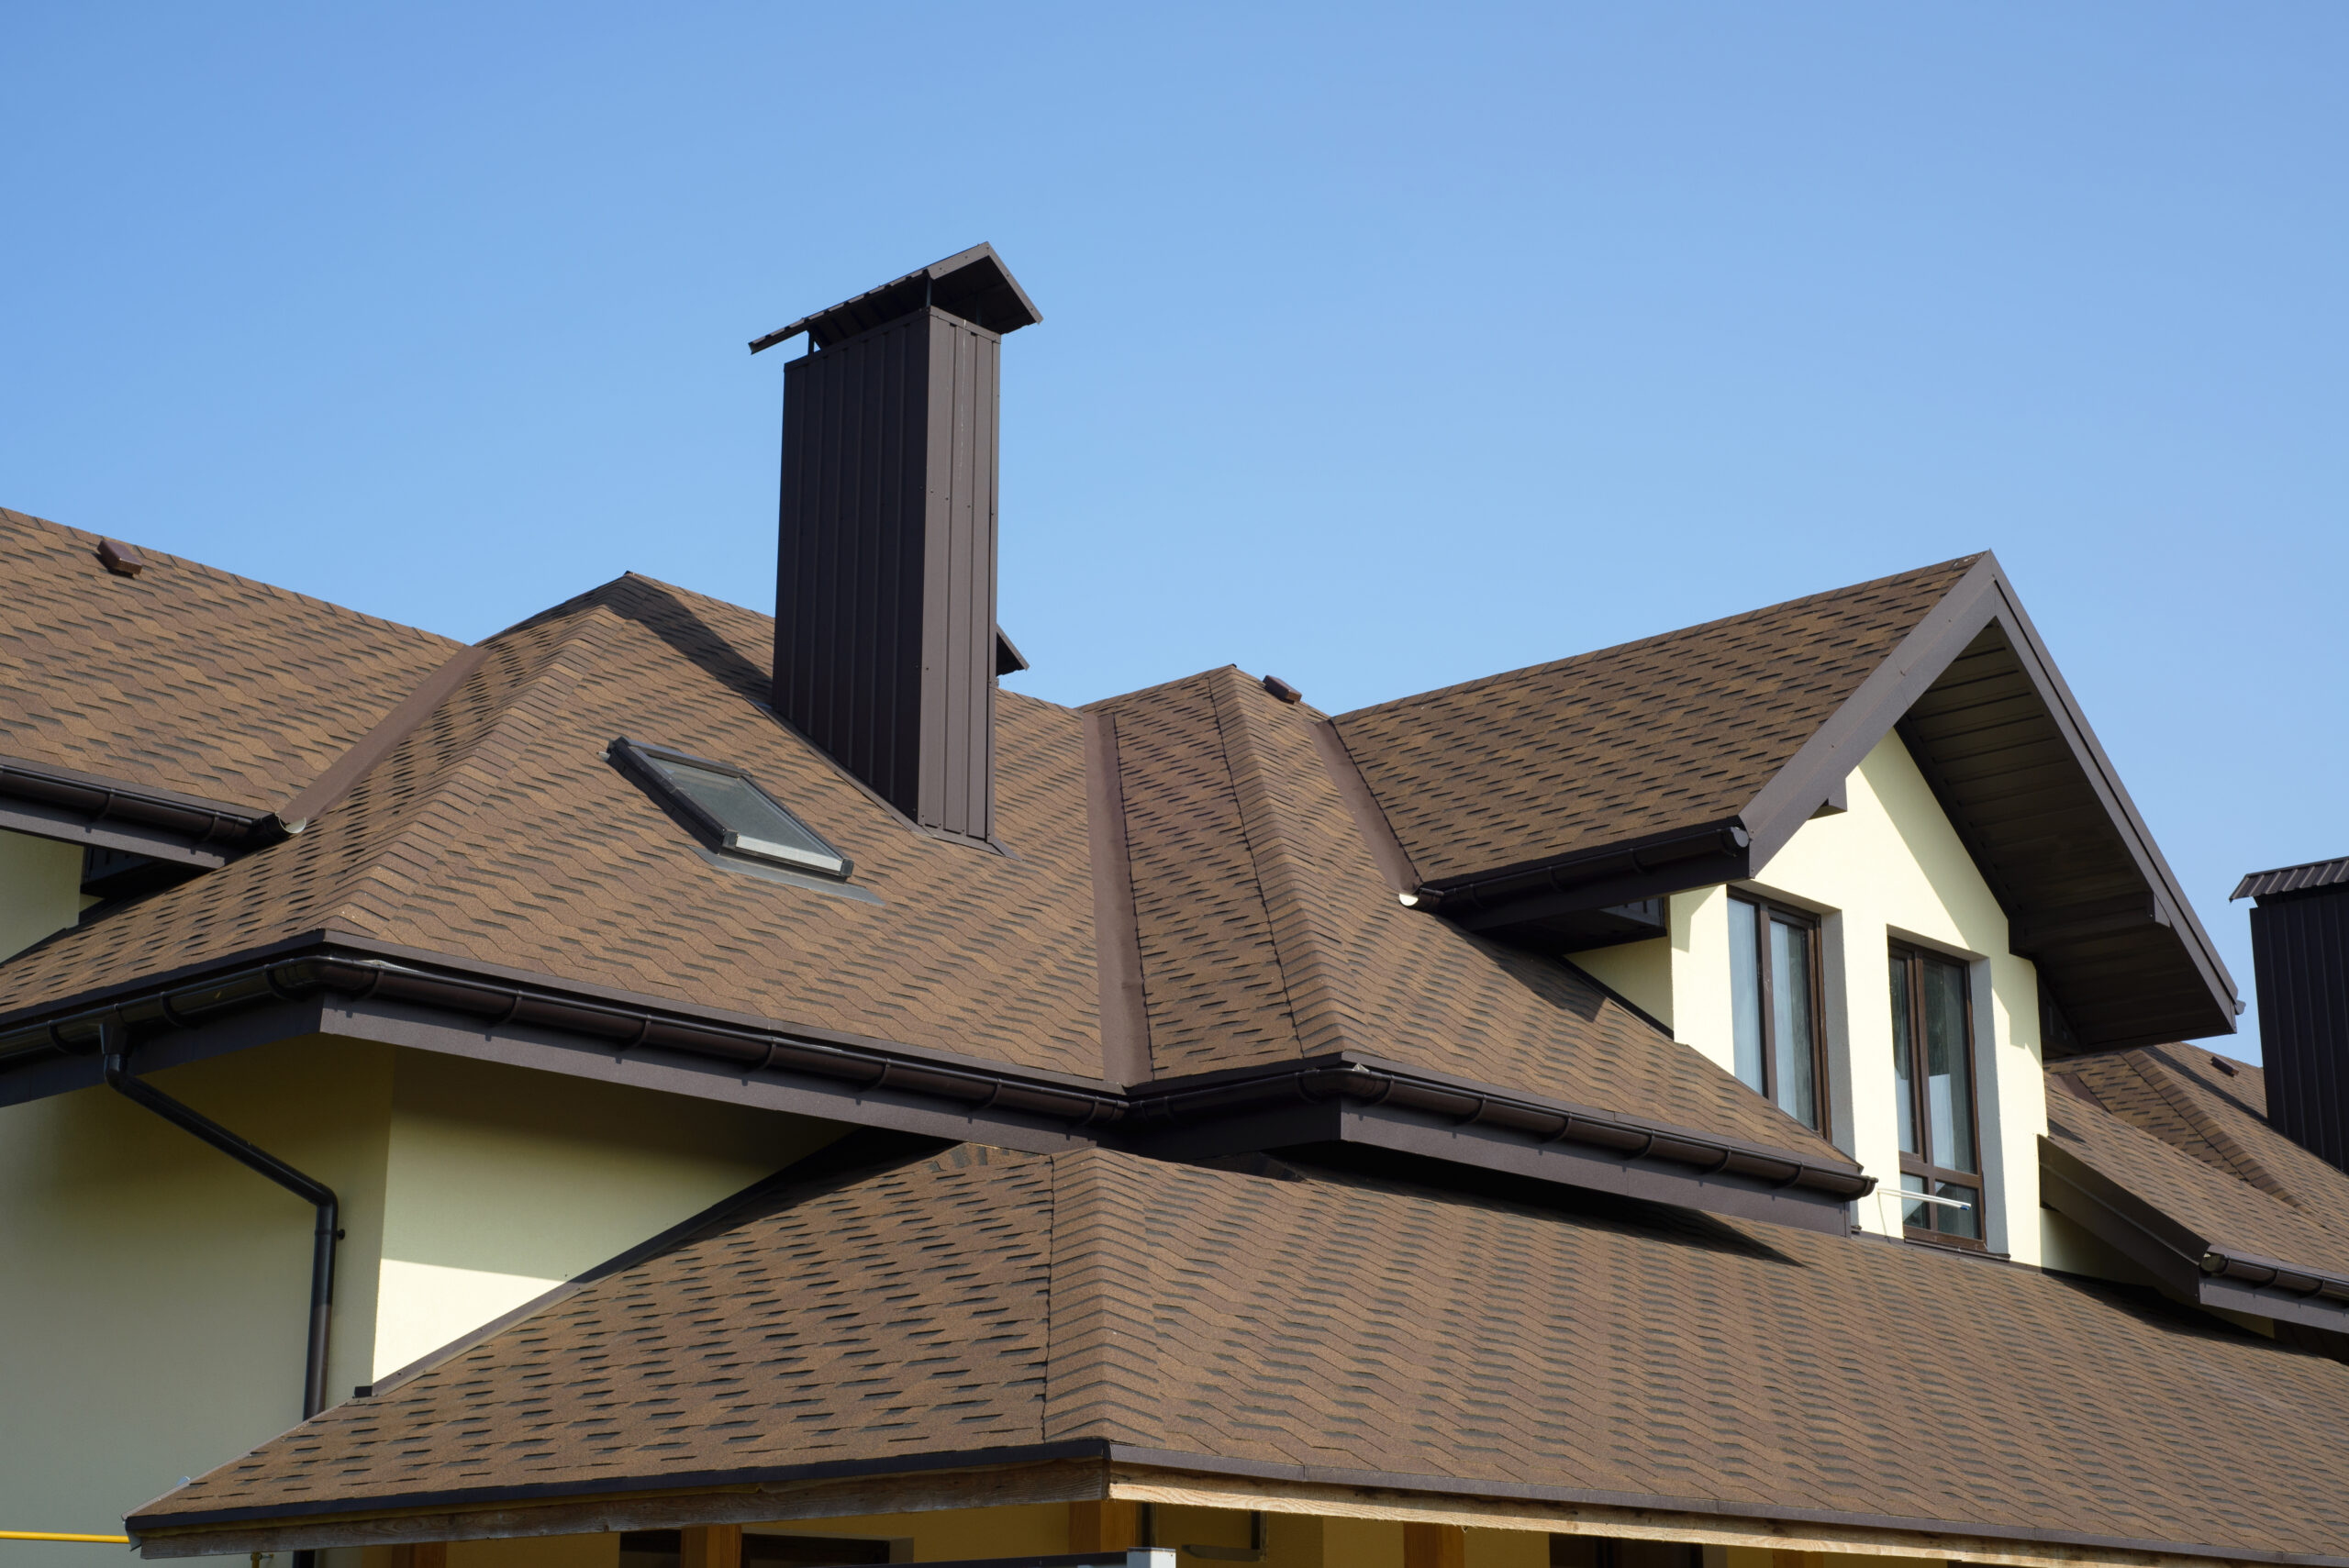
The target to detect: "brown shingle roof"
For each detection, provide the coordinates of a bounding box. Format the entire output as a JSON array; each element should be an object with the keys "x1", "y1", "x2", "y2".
[
  {"x1": 0, "y1": 507, "x2": 461, "y2": 812},
  {"x1": 0, "y1": 576, "x2": 1108, "y2": 1080},
  {"x1": 1, "y1": 574, "x2": 1853, "y2": 1176},
  {"x1": 2053, "y1": 1046, "x2": 2349, "y2": 1279},
  {"x1": 2047, "y1": 1073, "x2": 2349, "y2": 1283},
  {"x1": 1093, "y1": 666, "x2": 1846, "y2": 1163},
  {"x1": 134, "y1": 1145, "x2": 2349, "y2": 1561},
  {"x1": 1331, "y1": 556, "x2": 1982, "y2": 884}
]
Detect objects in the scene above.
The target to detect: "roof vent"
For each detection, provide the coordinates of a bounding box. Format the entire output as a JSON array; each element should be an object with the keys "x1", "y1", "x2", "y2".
[
  {"x1": 96, "y1": 539, "x2": 145, "y2": 577},
  {"x1": 1262, "y1": 674, "x2": 1303, "y2": 704},
  {"x1": 751, "y1": 245, "x2": 1041, "y2": 842}
]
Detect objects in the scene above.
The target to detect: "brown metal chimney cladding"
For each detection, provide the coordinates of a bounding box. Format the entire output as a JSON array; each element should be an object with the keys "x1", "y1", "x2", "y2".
[{"x1": 750, "y1": 245, "x2": 1041, "y2": 841}]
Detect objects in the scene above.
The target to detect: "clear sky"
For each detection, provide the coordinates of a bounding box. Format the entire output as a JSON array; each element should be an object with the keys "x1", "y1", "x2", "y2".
[{"x1": 5, "y1": 5, "x2": 2342, "y2": 1054}]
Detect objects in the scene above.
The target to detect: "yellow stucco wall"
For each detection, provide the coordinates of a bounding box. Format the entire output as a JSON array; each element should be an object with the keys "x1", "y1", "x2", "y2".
[
  {"x1": 0, "y1": 1036, "x2": 841, "y2": 1568},
  {"x1": 370, "y1": 1050, "x2": 836, "y2": 1378},
  {"x1": 0, "y1": 826, "x2": 86, "y2": 959},
  {"x1": 0, "y1": 1037, "x2": 395, "y2": 1568},
  {"x1": 1570, "y1": 735, "x2": 2047, "y2": 1260}
]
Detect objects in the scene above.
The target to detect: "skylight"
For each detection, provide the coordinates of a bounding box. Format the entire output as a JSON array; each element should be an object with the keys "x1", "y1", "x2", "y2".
[{"x1": 610, "y1": 737, "x2": 852, "y2": 881}]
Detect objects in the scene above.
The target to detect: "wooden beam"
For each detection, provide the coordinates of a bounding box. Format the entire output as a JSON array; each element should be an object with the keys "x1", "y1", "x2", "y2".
[
  {"x1": 679, "y1": 1524, "x2": 740, "y2": 1568},
  {"x1": 1070, "y1": 1501, "x2": 1141, "y2": 1552},
  {"x1": 1105, "y1": 1469, "x2": 2277, "y2": 1568},
  {"x1": 1404, "y1": 1521, "x2": 1466, "y2": 1568}
]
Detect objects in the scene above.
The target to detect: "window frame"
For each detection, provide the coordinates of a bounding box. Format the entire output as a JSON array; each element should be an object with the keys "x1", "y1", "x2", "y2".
[
  {"x1": 1887, "y1": 939, "x2": 1987, "y2": 1251},
  {"x1": 1726, "y1": 891, "x2": 1832, "y2": 1140},
  {"x1": 609, "y1": 736, "x2": 854, "y2": 881}
]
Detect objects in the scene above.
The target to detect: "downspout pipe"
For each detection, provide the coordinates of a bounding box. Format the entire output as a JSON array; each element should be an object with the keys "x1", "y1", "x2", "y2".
[{"x1": 99, "y1": 1040, "x2": 340, "y2": 1420}]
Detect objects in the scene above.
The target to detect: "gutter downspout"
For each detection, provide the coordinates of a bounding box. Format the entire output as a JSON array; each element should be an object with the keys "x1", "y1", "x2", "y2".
[{"x1": 99, "y1": 1038, "x2": 340, "y2": 1420}]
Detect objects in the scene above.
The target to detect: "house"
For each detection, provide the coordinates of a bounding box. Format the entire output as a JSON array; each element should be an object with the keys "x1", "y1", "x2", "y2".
[{"x1": 3, "y1": 247, "x2": 2346, "y2": 1568}]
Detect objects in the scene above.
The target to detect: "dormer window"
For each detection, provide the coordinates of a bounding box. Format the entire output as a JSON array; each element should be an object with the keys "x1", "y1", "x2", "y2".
[
  {"x1": 1728, "y1": 893, "x2": 1829, "y2": 1133},
  {"x1": 610, "y1": 737, "x2": 852, "y2": 881}
]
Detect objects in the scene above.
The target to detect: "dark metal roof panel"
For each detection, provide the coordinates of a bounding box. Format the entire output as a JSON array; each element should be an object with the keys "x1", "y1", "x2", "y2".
[
  {"x1": 750, "y1": 243, "x2": 1041, "y2": 354},
  {"x1": 2233, "y1": 856, "x2": 2349, "y2": 901}
]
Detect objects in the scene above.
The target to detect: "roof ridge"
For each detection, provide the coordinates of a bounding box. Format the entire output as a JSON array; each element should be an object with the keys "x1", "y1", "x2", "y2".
[
  {"x1": 1043, "y1": 1148, "x2": 1160, "y2": 1446},
  {"x1": 1336, "y1": 552, "x2": 1984, "y2": 722},
  {"x1": 1208, "y1": 665, "x2": 1371, "y2": 1058},
  {"x1": 295, "y1": 605, "x2": 624, "y2": 941}
]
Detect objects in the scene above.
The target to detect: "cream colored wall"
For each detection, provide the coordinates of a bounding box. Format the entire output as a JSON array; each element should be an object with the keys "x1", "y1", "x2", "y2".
[
  {"x1": 370, "y1": 1050, "x2": 839, "y2": 1378},
  {"x1": 0, "y1": 826, "x2": 86, "y2": 958},
  {"x1": 1594, "y1": 736, "x2": 2046, "y2": 1260},
  {"x1": 0, "y1": 1034, "x2": 842, "y2": 1568},
  {"x1": 1569, "y1": 935, "x2": 1673, "y2": 1029},
  {"x1": 0, "y1": 1037, "x2": 395, "y2": 1568}
]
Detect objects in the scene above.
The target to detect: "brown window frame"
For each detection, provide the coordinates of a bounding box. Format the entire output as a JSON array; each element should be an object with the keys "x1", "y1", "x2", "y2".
[
  {"x1": 1888, "y1": 940, "x2": 1987, "y2": 1252},
  {"x1": 1727, "y1": 892, "x2": 1832, "y2": 1140}
]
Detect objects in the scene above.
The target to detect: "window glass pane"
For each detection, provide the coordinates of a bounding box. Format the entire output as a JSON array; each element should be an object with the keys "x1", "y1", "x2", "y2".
[
  {"x1": 1920, "y1": 956, "x2": 1976, "y2": 1173},
  {"x1": 1933, "y1": 1180, "x2": 1982, "y2": 1240},
  {"x1": 1898, "y1": 1171, "x2": 1931, "y2": 1231},
  {"x1": 1888, "y1": 954, "x2": 1918, "y2": 1155},
  {"x1": 1898, "y1": 1173, "x2": 1980, "y2": 1240},
  {"x1": 1769, "y1": 915, "x2": 1819, "y2": 1129},
  {"x1": 1729, "y1": 899, "x2": 1764, "y2": 1095},
  {"x1": 647, "y1": 754, "x2": 847, "y2": 875}
]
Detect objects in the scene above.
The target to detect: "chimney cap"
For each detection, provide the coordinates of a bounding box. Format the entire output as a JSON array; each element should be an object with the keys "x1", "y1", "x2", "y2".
[{"x1": 751, "y1": 242, "x2": 1041, "y2": 355}]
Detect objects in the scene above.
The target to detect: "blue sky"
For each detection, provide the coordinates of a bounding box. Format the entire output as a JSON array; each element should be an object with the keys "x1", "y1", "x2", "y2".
[{"x1": 5, "y1": 4, "x2": 2342, "y2": 1053}]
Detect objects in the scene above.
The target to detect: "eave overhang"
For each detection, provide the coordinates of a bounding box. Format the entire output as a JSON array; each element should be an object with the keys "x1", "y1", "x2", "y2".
[
  {"x1": 1122, "y1": 1052, "x2": 1871, "y2": 1234},
  {"x1": 123, "y1": 1440, "x2": 2349, "y2": 1568},
  {"x1": 1393, "y1": 556, "x2": 2236, "y2": 1056},
  {"x1": 0, "y1": 752, "x2": 275, "y2": 866},
  {"x1": 0, "y1": 938, "x2": 1865, "y2": 1234},
  {"x1": 2039, "y1": 1134, "x2": 2349, "y2": 1335}
]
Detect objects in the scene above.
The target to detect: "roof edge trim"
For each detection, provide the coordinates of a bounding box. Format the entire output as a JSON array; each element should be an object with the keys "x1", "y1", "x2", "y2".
[
  {"x1": 126, "y1": 1436, "x2": 2349, "y2": 1568},
  {"x1": 0, "y1": 752, "x2": 273, "y2": 864}
]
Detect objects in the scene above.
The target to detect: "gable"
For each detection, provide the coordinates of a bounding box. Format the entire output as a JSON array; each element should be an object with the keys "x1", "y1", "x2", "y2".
[{"x1": 1330, "y1": 553, "x2": 2235, "y2": 1054}]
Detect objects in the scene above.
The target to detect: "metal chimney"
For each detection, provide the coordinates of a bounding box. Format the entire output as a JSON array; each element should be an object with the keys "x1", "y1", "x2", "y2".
[
  {"x1": 750, "y1": 245, "x2": 1041, "y2": 841},
  {"x1": 2233, "y1": 856, "x2": 2349, "y2": 1172}
]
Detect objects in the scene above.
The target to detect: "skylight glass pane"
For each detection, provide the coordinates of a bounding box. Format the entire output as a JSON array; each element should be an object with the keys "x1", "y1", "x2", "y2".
[{"x1": 642, "y1": 753, "x2": 848, "y2": 877}]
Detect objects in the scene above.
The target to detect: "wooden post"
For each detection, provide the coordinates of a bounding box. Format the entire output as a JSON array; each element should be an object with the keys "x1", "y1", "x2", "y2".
[
  {"x1": 1403, "y1": 1521, "x2": 1465, "y2": 1568},
  {"x1": 388, "y1": 1546, "x2": 450, "y2": 1568},
  {"x1": 680, "y1": 1524, "x2": 743, "y2": 1568},
  {"x1": 1070, "y1": 1500, "x2": 1141, "y2": 1551}
]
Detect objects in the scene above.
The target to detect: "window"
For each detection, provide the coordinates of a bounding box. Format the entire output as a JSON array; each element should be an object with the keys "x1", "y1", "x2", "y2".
[
  {"x1": 1888, "y1": 943, "x2": 1983, "y2": 1246},
  {"x1": 1727, "y1": 893, "x2": 1828, "y2": 1134},
  {"x1": 610, "y1": 737, "x2": 852, "y2": 881}
]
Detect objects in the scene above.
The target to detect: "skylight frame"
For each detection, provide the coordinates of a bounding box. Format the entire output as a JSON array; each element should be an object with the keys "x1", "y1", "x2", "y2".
[{"x1": 609, "y1": 736, "x2": 854, "y2": 882}]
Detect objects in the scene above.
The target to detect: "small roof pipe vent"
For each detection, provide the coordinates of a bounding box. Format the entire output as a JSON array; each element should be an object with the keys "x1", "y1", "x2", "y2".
[{"x1": 752, "y1": 246, "x2": 1041, "y2": 841}]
